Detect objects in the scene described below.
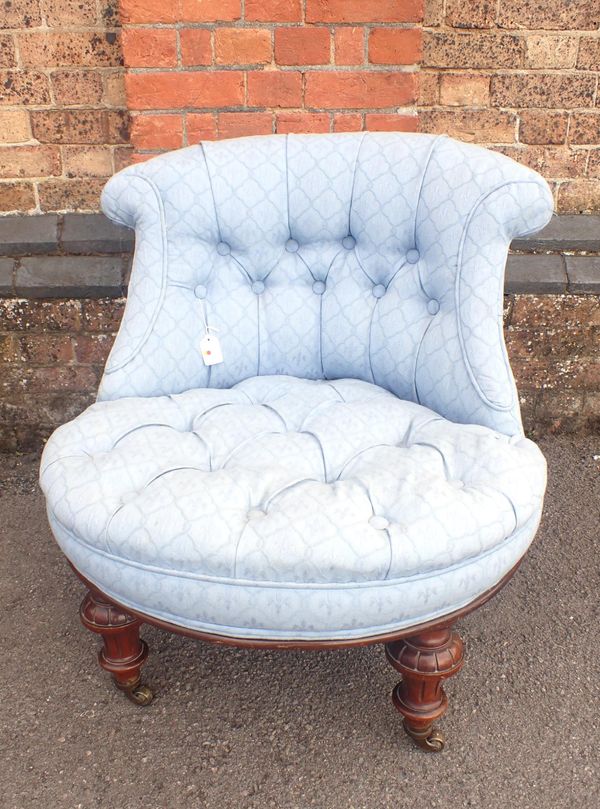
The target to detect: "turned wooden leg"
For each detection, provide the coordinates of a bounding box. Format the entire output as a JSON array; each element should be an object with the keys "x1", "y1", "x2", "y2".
[
  {"x1": 80, "y1": 590, "x2": 154, "y2": 706},
  {"x1": 385, "y1": 626, "x2": 464, "y2": 752}
]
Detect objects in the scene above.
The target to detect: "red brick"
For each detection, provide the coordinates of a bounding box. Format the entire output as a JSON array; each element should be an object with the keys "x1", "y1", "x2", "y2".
[
  {"x1": 334, "y1": 27, "x2": 364, "y2": 65},
  {"x1": 333, "y1": 113, "x2": 363, "y2": 132},
  {"x1": 126, "y1": 71, "x2": 245, "y2": 110},
  {"x1": 215, "y1": 28, "x2": 272, "y2": 65},
  {"x1": 14, "y1": 335, "x2": 74, "y2": 365},
  {"x1": 120, "y1": 0, "x2": 178, "y2": 23},
  {"x1": 0, "y1": 181, "x2": 36, "y2": 211},
  {"x1": 0, "y1": 365, "x2": 98, "y2": 394},
  {"x1": 0, "y1": 145, "x2": 61, "y2": 178},
  {"x1": 0, "y1": 300, "x2": 82, "y2": 333},
  {"x1": 366, "y1": 114, "x2": 419, "y2": 132},
  {"x1": 369, "y1": 28, "x2": 422, "y2": 64},
  {"x1": 275, "y1": 27, "x2": 330, "y2": 66},
  {"x1": 276, "y1": 112, "x2": 330, "y2": 133},
  {"x1": 245, "y1": 0, "x2": 301, "y2": 22},
  {"x1": 131, "y1": 114, "x2": 184, "y2": 150},
  {"x1": 180, "y1": 29, "x2": 212, "y2": 66},
  {"x1": 73, "y1": 334, "x2": 114, "y2": 364},
  {"x1": 306, "y1": 71, "x2": 415, "y2": 109},
  {"x1": 81, "y1": 299, "x2": 125, "y2": 333},
  {"x1": 218, "y1": 112, "x2": 273, "y2": 138},
  {"x1": 247, "y1": 71, "x2": 303, "y2": 108},
  {"x1": 307, "y1": 0, "x2": 423, "y2": 23},
  {"x1": 186, "y1": 113, "x2": 217, "y2": 142},
  {"x1": 180, "y1": 0, "x2": 241, "y2": 22},
  {"x1": 122, "y1": 29, "x2": 177, "y2": 68}
]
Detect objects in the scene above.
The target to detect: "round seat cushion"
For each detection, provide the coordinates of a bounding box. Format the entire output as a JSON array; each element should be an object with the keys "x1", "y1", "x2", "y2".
[{"x1": 40, "y1": 376, "x2": 546, "y2": 641}]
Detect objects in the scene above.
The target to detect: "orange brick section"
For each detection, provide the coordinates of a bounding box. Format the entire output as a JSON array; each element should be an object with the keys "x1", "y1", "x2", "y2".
[
  {"x1": 306, "y1": 0, "x2": 423, "y2": 24},
  {"x1": 215, "y1": 29, "x2": 272, "y2": 65},
  {"x1": 120, "y1": 0, "x2": 421, "y2": 157},
  {"x1": 369, "y1": 29, "x2": 423, "y2": 65},
  {"x1": 122, "y1": 29, "x2": 177, "y2": 68},
  {"x1": 126, "y1": 72, "x2": 245, "y2": 110},
  {"x1": 275, "y1": 27, "x2": 331, "y2": 66},
  {"x1": 306, "y1": 72, "x2": 416, "y2": 109}
]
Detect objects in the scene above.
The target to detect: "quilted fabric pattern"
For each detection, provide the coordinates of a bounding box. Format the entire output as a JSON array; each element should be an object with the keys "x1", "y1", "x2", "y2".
[
  {"x1": 98, "y1": 133, "x2": 553, "y2": 436},
  {"x1": 41, "y1": 376, "x2": 546, "y2": 639},
  {"x1": 40, "y1": 133, "x2": 553, "y2": 640}
]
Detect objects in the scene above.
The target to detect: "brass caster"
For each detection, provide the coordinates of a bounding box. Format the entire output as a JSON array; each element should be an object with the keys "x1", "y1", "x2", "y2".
[
  {"x1": 403, "y1": 720, "x2": 445, "y2": 752},
  {"x1": 115, "y1": 678, "x2": 154, "y2": 706}
]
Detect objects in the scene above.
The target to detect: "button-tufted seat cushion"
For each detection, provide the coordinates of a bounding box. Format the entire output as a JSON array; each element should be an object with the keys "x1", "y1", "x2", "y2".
[{"x1": 41, "y1": 375, "x2": 546, "y2": 641}]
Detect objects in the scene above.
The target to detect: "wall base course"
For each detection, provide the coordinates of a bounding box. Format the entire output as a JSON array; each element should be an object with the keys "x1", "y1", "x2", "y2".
[{"x1": 0, "y1": 211, "x2": 598, "y2": 451}]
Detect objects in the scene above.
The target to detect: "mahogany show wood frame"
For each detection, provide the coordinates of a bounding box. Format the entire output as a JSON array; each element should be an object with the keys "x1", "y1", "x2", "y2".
[{"x1": 72, "y1": 561, "x2": 520, "y2": 752}]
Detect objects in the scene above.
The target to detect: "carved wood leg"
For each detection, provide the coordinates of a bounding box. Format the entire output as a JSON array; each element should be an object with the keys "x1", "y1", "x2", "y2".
[
  {"x1": 80, "y1": 590, "x2": 154, "y2": 706},
  {"x1": 385, "y1": 626, "x2": 464, "y2": 752}
]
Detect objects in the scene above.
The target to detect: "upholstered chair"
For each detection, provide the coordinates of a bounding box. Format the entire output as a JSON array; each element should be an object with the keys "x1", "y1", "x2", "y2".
[{"x1": 40, "y1": 133, "x2": 553, "y2": 751}]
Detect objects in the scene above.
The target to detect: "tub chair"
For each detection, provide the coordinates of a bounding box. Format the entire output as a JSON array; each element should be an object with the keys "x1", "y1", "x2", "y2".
[{"x1": 40, "y1": 133, "x2": 553, "y2": 751}]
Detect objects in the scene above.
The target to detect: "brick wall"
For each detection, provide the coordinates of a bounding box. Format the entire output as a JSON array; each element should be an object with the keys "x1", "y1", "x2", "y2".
[
  {"x1": 421, "y1": 0, "x2": 600, "y2": 213},
  {"x1": 1, "y1": 2, "x2": 599, "y2": 213},
  {"x1": 0, "y1": 0, "x2": 130, "y2": 214},
  {"x1": 121, "y1": 0, "x2": 421, "y2": 153}
]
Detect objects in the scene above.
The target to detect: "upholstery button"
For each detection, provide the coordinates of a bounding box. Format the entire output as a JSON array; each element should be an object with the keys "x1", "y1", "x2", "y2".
[
  {"x1": 312, "y1": 280, "x2": 326, "y2": 295},
  {"x1": 406, "y1": 248, "x2": 420, "y2": 264},
  {"x1": 372, "y1": 284, "x2": 386, "y2": 299},
  {"x1": 369, "y1": 515, "x2": 389, "y2": 530},
  {"x1": 285, "y1": 238, "x2": 299, "y2": 253},
  {"x1": 427, "y1": 299, "x2": 440, "y2": 315},
  {"x1": 342, "y1": 235, "x2": 356, "y2": 250},
  {"x1": 248, "y1": 508, "x2": 265, "y2": 519},
  {"x1": 216, "y1": 241, "x2": 231, "y2": 256},
  {"x1": 194, "y1": 284, "x2": 207, "y2": 299},
  {"x1": 252, "y1": 280, "x2": 265, "y2": 294}
]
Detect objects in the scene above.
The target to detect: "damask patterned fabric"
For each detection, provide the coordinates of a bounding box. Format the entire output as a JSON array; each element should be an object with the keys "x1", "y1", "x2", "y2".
[{"x1": 40, "y1": 133, "x2": 553, "y2": 640}]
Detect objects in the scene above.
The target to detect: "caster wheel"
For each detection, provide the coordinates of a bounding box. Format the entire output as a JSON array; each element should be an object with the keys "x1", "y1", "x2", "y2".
[
  {"x1": 126, "y1": 683, "x2": 154, "y2": 706},
  {"x1": 403, "y1": 720, "x2": 445, "y2": 752}
]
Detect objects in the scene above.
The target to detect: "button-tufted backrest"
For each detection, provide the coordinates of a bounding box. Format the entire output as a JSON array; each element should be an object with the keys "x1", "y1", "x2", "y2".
[{"x1": 99, "y1": 133, "x2": 553, "y2": 436}]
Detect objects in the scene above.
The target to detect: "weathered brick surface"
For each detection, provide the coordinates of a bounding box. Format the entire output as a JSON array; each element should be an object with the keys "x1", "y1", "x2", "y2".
[
  {"x1": 0, "y1": 2, "x2": 126, "y2": 213},
  {"x1": 1, "y1": 0, "x2": 599, "y2": 215},
  {"x1": 420, "y1": 2, "x2": 600, "y2": 213},
  {"x1": 1, "y1": 291, "x2": 596, "y2": 451}
]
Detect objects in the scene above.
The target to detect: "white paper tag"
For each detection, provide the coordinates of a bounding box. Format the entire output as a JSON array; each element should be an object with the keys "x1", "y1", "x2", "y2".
[{"x1": 200, "y1": 334, "x2": 223, "y2": 366}]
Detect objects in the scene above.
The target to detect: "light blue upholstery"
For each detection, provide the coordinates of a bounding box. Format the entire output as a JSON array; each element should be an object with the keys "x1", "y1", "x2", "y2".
[{"x1": 40, "y1": 133, "x2": 553, "y2": 641}]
